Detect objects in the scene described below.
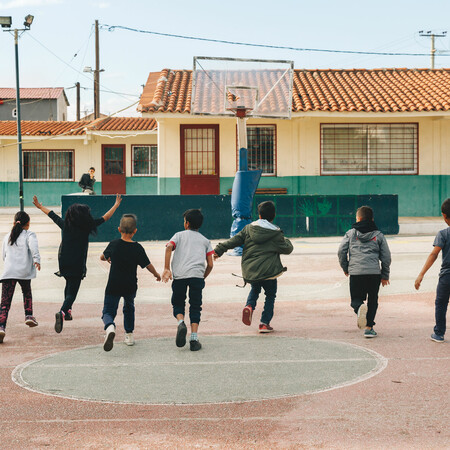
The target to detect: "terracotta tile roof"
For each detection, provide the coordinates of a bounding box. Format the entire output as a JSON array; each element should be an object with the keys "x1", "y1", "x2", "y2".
[
  {"x1": 0, "y1": 117, "x2": 157, "y2": 136},
  {"x1": 138, "y1": 68, "x2": 450, "y2": 114}
]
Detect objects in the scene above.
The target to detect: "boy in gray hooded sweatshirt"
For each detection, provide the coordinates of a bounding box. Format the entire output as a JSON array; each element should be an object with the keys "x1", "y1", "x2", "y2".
[
  {"x1": 338, "y1": 206, "x2": 391, "y2": 338},
  {"x1": 214, "y1": 201, "x2": 293, "y2": 333}
]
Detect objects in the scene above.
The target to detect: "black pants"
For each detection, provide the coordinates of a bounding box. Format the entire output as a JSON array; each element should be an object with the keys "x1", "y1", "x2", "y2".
[
  {"x1": 171, "y1": 278, "x2": 204, "y2": 324},
  {"x1": 61, "y1": 277, "x2": 82, "y2": 314},
  {"x1": 349, "y1": 274, "x2": 381, "y2": 327}
]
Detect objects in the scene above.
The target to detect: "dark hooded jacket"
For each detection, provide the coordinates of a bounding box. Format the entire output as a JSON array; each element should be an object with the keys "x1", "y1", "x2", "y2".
[
  {"x1": 214, "y1": 220, "x2": 293, "y2": 283},
  {"x1": 338, "y1": 220, "x2": 391, "y2": 279}
]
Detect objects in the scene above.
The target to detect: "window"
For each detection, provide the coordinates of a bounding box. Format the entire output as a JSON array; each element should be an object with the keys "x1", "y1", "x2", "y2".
[
  {"x1": 321, "y1": 124, "x2": 418, "y2": 175},
  {"x1": 246, "y1": 125, "x2": 276, "y2": 175},
  {"x1": 23, "y1": 150, "x2": 74, "y2": 181},
  {"x1": 132, "y1": 145, "x2": 157, "y2": 176},
  {"x1": 183, "y1": 127, "x2": 217, "y2": 175}
]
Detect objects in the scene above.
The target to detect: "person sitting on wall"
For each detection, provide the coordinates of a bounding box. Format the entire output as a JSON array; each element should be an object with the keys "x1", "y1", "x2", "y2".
[{"x1": 78, "y1": 167, "x2": 96, "y2": 195}]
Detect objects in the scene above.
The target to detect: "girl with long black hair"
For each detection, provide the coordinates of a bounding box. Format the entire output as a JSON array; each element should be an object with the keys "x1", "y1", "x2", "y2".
[
  {"x1": 33, "y1": 194, "x2": 121, "y2": 333},
  {"x1": 0, "y1": 211, "x2": 41, "y2": 343}
]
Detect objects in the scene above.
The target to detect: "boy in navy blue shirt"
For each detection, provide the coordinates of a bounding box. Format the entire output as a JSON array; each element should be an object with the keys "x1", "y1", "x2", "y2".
[
  {"x1": 415, "y1": 198, "x2": 450, "y2": 342},
  {"x1": 101, "y1": 214, "x2": 160, "y2": 351}
]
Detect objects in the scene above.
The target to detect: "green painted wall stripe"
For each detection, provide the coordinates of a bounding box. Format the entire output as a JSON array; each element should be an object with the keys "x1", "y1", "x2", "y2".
[{"x1": 1, "y1": 175, "x2": 448, "y2": 216}]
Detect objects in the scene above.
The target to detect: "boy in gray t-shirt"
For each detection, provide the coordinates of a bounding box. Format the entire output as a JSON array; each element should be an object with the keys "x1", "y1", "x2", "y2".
[
  {"x1": 415, "y1": 198, "x2": 450, "y2": 342},
  {"x1": 162, "y1": 209, "x2": 214, "y2": 351}
]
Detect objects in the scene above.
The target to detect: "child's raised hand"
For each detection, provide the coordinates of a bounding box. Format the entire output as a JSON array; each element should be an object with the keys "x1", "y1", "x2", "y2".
[
  {"x1": 32, "y1": 196, "x2": 42, "y2": 209},
  {"x1": 114, "y1": 194, "x2": 122, "y2": 206},
  {"x1": 381, "y1": 279, "x2": 390, "y2": 287},
  {"x1": 162, "y1": 268, "x2": 172, "y2": 283}
]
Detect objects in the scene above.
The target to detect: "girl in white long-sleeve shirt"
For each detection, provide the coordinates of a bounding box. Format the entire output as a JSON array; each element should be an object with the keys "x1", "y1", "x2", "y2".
[{"x1": 0, "y1": 211, "x2": 41, "y2": 343}]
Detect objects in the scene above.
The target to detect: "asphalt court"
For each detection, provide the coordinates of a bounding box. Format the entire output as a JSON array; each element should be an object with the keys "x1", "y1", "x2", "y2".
[{"x1": 12, "y1": 336, "x2": 386, "y2": 404}]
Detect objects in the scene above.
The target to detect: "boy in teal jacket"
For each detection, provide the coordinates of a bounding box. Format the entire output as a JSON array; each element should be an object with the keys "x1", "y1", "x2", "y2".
[{"x1": 214, "y1": 201, "x2": 293, "y2": 333}]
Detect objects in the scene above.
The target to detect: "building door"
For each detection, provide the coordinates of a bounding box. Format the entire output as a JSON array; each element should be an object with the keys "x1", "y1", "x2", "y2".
[
  {"x1": 102, "y1": 144, "x2": 126, "y2": 194},
  {"x1": 180, "y1": 125, "x2": 219, "y2": 195}
]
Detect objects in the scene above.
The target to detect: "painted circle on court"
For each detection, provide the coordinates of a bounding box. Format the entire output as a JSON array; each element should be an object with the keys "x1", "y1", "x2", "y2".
[{"x1": 12, "y1": 336, "x2": 387, "y2": 405}]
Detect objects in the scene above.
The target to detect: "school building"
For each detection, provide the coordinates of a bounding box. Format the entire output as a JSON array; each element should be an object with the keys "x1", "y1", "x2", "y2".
[{"x1": 1, "y1": 68, "x2": 450, "y2": 216}]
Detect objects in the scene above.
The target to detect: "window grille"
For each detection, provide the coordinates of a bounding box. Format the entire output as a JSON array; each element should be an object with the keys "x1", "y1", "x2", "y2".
[
  {"x1": 246, "y1": 125, "x2": 276, "y2": 175},
  {"x1": 132, "y1": 145, "x2": 157, "y2": 176},
  {"x1": 183, "y1": 127, "x2": 216, "y2": 175},
  {"x1": 23, "y1": 150, "x2": 74, "y2": 181},
  {"x1": 321, "y1": 124, "x2": 418, "y2": 175}
]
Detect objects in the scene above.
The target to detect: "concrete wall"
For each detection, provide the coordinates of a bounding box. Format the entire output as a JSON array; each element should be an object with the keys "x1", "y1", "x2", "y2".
[{"x1": 0, "y1": 99, "x2": 65, "y2": 121}]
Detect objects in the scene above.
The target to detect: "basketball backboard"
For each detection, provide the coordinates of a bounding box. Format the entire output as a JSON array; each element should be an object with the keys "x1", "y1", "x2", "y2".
[{"x1": 192, "y1": 57, "x2": 294, "y2": 119}]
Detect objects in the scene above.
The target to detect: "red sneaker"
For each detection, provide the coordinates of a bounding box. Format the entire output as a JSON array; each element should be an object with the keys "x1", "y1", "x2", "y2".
[
  {"x1": 242, "y1": 306, "x2": 253, "y2": 326},
  {"x1": 259, "y1": 323, "x2": 274, "y2": 333}
]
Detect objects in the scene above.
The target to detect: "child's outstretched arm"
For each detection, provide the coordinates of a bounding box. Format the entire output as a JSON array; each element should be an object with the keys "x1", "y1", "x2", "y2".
[
  {"x1": 33, "y1": 196, "x2": 51, "y2": 215},
  {"x1": 102, "y1": 194, "x2": 122, "y2": 222},
  {"x1": 204, "y1": 254, "x2": 213, "y2": 279},
  {"x1": 214, "y1": 230, "x2": 246, "y2": 258},
  {"x1": 415, "y1": 246, "x2": 441, "y2": 290},
  {"x1": 162, "y1": 243, "x2": 174, "y2": 282},
  {"x1": 146, "y1": 263, "x2": 161, "y2": 281}
]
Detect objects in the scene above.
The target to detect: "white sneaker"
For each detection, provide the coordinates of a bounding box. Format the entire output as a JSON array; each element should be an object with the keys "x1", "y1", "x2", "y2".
[
  {"x1": 124, "y1": 332, "x2": 135, "y2": 346},
  {"x1": 103, "y1": 324, "x2": 115, "y2": 352},
  {"x1": 357, "y1": 304, "x2": 368, "y2": 329}
]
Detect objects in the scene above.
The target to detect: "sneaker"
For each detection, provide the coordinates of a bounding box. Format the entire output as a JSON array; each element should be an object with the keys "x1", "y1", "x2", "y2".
[
  {"x1": 54, "y1": 311, "x2": 64, "y2": 333},
  {"x1": 190, "y1": 339, "x2": 202, "y2": 351},
  {"x1": 25, "y1": 316, "x2": 38, "y2": 327},
  {"x1": 242, "y1": 305, "x2": 253, "y2": 326},
  {"x1": 103, "y1": 324, "x2": 115, "y2": 352},
  {"x1": 259, "y1": 323, "x2": 274, "y2": 333},
  {"x1": 176, "y1": 321, "x2": 187, "y2": 347},
  {"x1": 64, "y1": 310, "x2": 73, "y2": 321},
  {"x1": 124, "y1": 332, "x2": 135, "y2": 346},
  {"x1": 0, "y1": 327, "x2": 5, "y2": 344},
  {"x1": 364, "y1": 328, "x2": 377, "y2": 338},
  {"x1": 357, "y1": 304, "x2": 368, "y2": 329},
  {"x1": 430, "y1": 333, "x2": 444, "y2": 343}
]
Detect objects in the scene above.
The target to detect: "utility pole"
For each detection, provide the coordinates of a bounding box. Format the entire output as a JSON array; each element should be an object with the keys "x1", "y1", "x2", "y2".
[
  {"x1": 76, "y1": 82, "x2": 80, "y2": 120},
  {"x1": 94, "y1": 19, "x2": 100, "y2": 119},
  {"x1": 419, "y1": 30, "x2": 447, "y2": 69}
]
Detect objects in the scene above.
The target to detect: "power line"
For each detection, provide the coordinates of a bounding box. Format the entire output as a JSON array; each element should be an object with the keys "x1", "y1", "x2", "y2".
[{"x1": 102, "y1": 24, "x2": 442, "y2": 57}]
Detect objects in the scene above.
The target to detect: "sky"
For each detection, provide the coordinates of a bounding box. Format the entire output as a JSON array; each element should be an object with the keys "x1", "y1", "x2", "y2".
[{"x1": 1, "y1": 0, "x2": 450, "y2": 120}]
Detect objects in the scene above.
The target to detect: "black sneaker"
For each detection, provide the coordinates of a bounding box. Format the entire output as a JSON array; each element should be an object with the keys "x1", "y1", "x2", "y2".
[
  {"x1": 103, "y1": 324, "x2": 116, "y2": 352},
  {"x1": 55, "y1": 311, "x2": 64, "y2": 333},
  {"x1": 190, "y1": 339, "x2": 202, "y2": 351},
  {"x1": 176, "y1": 321, "x2": 187, "y2": 347},
  {"x1": 65, "y1": 309, "x2": 73, "y2": 321}
]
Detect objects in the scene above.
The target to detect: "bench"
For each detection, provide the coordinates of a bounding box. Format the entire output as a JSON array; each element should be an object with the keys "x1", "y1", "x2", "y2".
[{"x1": 228, "y1": 188, "x2": 287, "y2": 195}]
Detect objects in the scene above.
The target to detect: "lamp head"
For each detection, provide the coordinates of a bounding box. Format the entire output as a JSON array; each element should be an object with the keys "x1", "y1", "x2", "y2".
[
  {"x1": 23, "y1": 14, "x2": 34, "y2": 29},
  {"x1": 0, "y1": 16, "x2": 12, "y2": 28}
]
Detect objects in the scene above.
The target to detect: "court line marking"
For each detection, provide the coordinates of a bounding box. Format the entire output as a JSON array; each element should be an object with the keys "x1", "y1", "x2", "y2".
[{"x1": 12, "y1": 337, "x2": 387, "y2": 406}]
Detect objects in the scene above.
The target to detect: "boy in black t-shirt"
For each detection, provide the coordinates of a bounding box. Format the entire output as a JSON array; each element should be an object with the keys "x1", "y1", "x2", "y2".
[{"x1": 100, "y1": 214, "x2": 160, "y2": 351}]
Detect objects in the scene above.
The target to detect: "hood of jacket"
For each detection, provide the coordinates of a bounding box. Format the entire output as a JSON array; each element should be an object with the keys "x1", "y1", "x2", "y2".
[
  {"x1": 352, "y1": 220, "x2": 380, "y2": 242},
  {"x1": 248, "y1": 219, "x2": 281, "y2": 244}
]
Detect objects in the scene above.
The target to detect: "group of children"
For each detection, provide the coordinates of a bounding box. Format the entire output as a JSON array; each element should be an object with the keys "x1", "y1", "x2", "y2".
[{"x1": 0, "y1": 198, "x2": 449, "y2": 348}]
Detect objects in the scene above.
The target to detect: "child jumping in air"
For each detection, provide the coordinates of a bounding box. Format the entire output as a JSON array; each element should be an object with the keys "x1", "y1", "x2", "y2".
[
  {"x1": 101, "y1": 214, "x2": 161, "y2": 352},
  {"x1": 33, "y1": 194, "x2": 121, "y2": 334},
  {"x1": 415, "y1": 198, "x2": 450, "y2": 342},
  {"x1": 214, "y1": 201, "x2": 293, "y2": 333},
  {"x1": 162, "y1": 209, "x2": 214, "y2": 351},
  {"x1": 338, "y1": 206, "x2": 391, "y2": 338},
  {"x1": 0, "y1": 211, "x2": 40, "y2": 343}
]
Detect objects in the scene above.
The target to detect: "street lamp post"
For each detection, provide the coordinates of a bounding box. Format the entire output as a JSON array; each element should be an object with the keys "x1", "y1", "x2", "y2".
[{"x1": 1, "y1": 14, "x2": 34, "y2": 211}]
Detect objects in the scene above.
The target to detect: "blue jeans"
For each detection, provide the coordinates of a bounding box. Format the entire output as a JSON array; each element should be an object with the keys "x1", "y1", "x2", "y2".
[
  {"x1": 435, "y1": 273, "x2": 450, "y2": 336},
  {"x1": 171, "y1": 278, "x2": 204, "y2": 324},
  {"x1": 102, "y1": 293, "x2": 136, "y2": 333},
  {"x1": 246, "y1": 279, "x2": 277, "y2": 325}
]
